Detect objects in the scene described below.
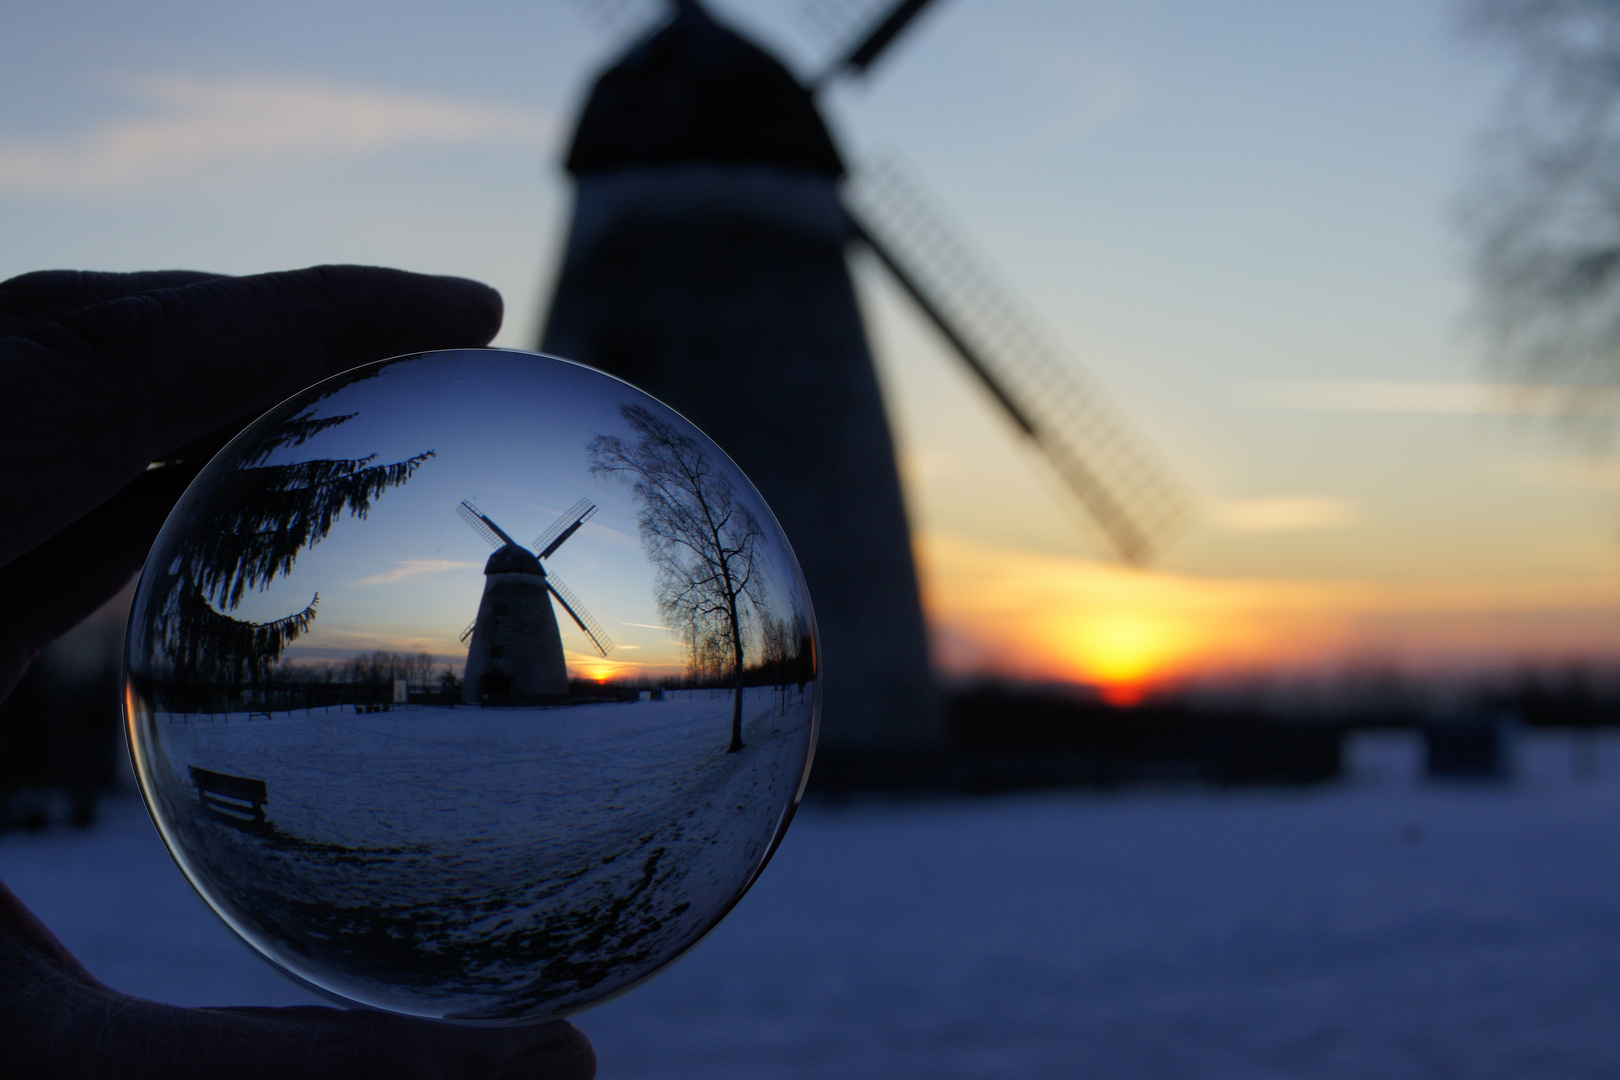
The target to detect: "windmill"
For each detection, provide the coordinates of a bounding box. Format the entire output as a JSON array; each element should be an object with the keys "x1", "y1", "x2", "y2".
[
  {"x1": 456, "y1": 499, "x2": 614, "y2": 706},
  {"x1": 542, "y1": 0, "x2": 1193, "y2": 752}
]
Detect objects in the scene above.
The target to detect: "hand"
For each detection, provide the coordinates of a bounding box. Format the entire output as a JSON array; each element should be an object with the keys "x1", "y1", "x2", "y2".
[
  {"x1": 2, "y1": 877, "x2": 593, "y2": 1080},
  {"x1": 0, "y1": 265, "x2": 502, "y2": 700},
  {"x1": 0, "y1": 266, "x2": 595, "y2": 1079}
]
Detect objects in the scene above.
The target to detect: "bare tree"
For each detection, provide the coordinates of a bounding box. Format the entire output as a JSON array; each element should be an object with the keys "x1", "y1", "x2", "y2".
[
  {"x1": 761, "y1": 614, "x2": 789, "y2": 680},
  {"x1": 1463, "y1": 0, "x2": 1620, "y2": 431},
  {"x1": 589, "y1": 404, "x2": 766, "y2": 752}
]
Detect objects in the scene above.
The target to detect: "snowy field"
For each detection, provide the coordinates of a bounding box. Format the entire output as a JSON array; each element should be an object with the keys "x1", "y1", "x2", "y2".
[
  {"x1": 129, "y1": 686, "x2": 814, "y2": 1018},
  {"x1": 3, "y1": 730, "x2": 1620, "y2": 1078}
]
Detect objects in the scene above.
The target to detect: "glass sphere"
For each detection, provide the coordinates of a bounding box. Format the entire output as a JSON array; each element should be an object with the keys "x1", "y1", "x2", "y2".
[{"x1": 123, "y1": 349, "x2": 819, "y2": 1022}]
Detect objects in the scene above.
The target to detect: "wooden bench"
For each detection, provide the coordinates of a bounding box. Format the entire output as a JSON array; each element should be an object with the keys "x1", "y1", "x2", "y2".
[{"x1": 188, "y1": 766, "x2": 269, "y2": 829}]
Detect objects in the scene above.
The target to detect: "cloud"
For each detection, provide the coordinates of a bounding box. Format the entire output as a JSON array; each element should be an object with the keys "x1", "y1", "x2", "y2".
[
  {"x1": 1210, "y1": 497, "x2": 1358, "y2": 533},
  {"x1": 0, "y1": 74, "x2": 553, "y2": 193},
  {"x1": 351, "y1": 559, "x2": 478, "y2": 587},
  {"x1": 1241, "y1": 380, "x2": 1620, "y2": 416}
]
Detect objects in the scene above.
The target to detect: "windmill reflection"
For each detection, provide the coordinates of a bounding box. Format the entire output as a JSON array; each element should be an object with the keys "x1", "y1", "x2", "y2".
[
  {"x1": 456, "y1": 500, "x2": 614, "y2": 706},
  {"x1": 122, "y1": 351, "x2": 823, "y2": 1021}
]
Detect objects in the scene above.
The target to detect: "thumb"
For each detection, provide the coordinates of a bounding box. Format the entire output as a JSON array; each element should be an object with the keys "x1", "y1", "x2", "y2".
[{"x1": 1, "y1": 264, "x2": 502, "y2": 568}]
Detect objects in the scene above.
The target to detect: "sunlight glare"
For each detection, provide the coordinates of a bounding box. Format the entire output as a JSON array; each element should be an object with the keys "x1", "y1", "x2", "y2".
[{"x1": 1061, "y1": 613, "x2": 1187, "y2": 703}]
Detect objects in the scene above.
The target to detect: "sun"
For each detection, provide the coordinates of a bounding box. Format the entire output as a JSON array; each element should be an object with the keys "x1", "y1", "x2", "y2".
[
  {"x1": 572, "y1": 658, "x2": 624, "y2": 684},
  {"x1": 1061, "y1": 614, "x2": 1186, "y2": 706}
]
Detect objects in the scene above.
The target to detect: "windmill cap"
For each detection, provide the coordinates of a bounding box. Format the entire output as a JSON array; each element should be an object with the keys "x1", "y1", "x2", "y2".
[
  {"x1": 565, "y1": 0, "x2": 845, "y2": 178},
  {"x1": 485, "y1": 543, "x2": 545, "y2": 576}
]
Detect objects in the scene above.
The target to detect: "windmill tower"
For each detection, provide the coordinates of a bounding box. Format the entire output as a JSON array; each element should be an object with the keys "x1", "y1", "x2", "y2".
[
  {"x1": 542, "y1": 0, "x2": 1193, "y2": 752},
  {"x1": 457, "y1": 499, "x2": 614, "y2": 706}
]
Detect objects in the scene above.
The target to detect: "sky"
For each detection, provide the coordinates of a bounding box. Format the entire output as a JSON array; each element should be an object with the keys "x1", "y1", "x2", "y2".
[
  {"x1": 5, "y1": 0, "x2": 1619, "y2": 698},
  {"x1": 164, "y1": 352, "x2": 807, "y2": 685}
]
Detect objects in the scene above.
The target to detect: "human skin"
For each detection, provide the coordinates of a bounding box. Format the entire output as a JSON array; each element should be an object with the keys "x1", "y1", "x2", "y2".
[{"x1": 0, "y1": 266, "x2": 595, "y2": 1080}]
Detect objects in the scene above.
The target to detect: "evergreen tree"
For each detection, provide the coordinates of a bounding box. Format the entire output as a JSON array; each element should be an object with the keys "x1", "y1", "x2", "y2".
[{"x1": 151, "y1": 406, "x2": 431, "y2": 694}]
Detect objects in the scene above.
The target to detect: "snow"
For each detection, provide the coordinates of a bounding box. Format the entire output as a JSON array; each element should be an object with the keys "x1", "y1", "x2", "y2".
[
  {"x1": 127, "y1": 686, "x2": 814, "y2": 1019},
  {"x1": 3, "y1": 730, "x2": 1620, "y2": 1078}
]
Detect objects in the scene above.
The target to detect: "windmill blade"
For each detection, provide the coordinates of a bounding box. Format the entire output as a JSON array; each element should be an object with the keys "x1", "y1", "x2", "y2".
[
  {"x1": 459, "y1": 619, "x2": 477, "y2": 644},
  {"x1": 533, "y1": 498, "x2": 599, "y2": 560},
  {"x1": 546, "y1": 573, "x2": 616, "y2": 658},
  {"x1": 458, "y1": 500, "x2": 520, "y2": 549},
  {"x1": 844, "y1": 161, "x2": 1195, "y2": 564},
  {"x1": 565, "y1": 0, "x2": 668, "y2": 39},
  {"x1": 810, "y1": 0, "x2": 945, "y2": 86}
]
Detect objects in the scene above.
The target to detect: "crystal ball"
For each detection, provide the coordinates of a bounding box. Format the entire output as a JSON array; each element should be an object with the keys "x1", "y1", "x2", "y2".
[{"x1": 123, "y1": 349, "x2": 819, "y2": 1022}]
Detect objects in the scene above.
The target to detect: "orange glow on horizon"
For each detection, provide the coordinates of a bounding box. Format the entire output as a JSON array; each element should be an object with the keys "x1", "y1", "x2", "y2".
[
  {"x1": 915, "y1": 530, "x2": 1620, "y2": 687},
  {"x1": 566, "y1": 650, "x2": 685, "y2": 685},
  {"x1": 570, "y1": 657, "x2": 631, "y2": 683},
  {"x1": 1098, "y1": 681, "x2": 1148, "y2": 707}
]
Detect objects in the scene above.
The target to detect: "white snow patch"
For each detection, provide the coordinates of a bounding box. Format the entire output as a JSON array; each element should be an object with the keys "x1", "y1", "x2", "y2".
[{"x1": 5, "y1": 740, "x2": 1620, "y2": 1075}]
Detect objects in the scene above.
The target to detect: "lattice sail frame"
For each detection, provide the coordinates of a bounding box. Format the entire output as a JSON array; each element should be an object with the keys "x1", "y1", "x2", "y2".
[
  {"x1": 844, "y1": 161, "x2": 1196, "y2": 564},
  {"x1": 534, "y1": 499, "x2": 599, "y2": 560},
  {"x1": 457, "y1": 501, "x2": 515, "y2": 549},
  {"x1": 545, "y1": 573, "x2": 615, "y2": 658}
]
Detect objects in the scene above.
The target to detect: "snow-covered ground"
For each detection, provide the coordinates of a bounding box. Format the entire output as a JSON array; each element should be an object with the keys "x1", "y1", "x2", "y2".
[
  {"x1": 4, "y1": 730, "x2": 1620, "y2": 1078},
  {"x1": 128, "y1": 686, "x2": 814, "y2": 1019}
]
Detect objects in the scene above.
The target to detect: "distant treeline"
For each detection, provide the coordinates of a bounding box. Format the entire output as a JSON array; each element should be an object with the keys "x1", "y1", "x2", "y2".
[
  {"x1": 143, "y1": 634, "x2": 820, "y2": 715},
  {"x1": 679, "y1": 610, "x2": 816, "y2": 691},
  {"x1": 586, "y1": 638, "x2": 816, "y2": 696},
  {"x1": 1179, "y1": 662, "x2": 1620, "y2": 728},
  {"x1": 144, "y1": 650, "x2": 460, "y2": 713}
]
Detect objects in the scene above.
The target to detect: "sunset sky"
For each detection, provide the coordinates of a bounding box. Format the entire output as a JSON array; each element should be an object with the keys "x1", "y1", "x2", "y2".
[
  {"x1": 208, "y1": 352, "x2": 805, "y2": 686},
  {"x1": 5, "y1": 0, "x2": 1619, "y2": 698}
]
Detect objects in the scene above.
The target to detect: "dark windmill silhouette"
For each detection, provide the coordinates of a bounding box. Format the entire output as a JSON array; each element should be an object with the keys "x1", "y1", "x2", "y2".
[
  {"x1": 457, "y1": 499, "x2": 614, "y2": 705},
  {"x1": 542, "y1": 0, "x2": 1193, "y2": 753}
]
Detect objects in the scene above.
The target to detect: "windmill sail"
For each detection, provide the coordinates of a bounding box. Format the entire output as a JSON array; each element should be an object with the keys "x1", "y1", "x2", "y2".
[
  {"x1": 534, "y1": 498, "x2": 599, "y2": 560},
  {"x1": 457, "y1": 500, "x2": 519, "y2": 549},
  {"x1": 567, "y1": 0, "x2": 667, "y2": 38},
  {"x1": 810, "y1": 0, "x2": 945, "y2": 85},
  {"x1": 545, "y1": 573, "x2": 615, "y2": 657},
  {"x1": 844, "y1": 162, "x2": 1195, "y2": 563}
]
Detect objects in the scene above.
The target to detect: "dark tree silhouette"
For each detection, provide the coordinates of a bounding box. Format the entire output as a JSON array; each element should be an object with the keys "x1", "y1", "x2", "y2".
[
  {"x1": 151, "y1": 406, "x2": 432, "y2": 694},
  {"x1": 589, "y1": 404, "x2": 765, "y2": 752},
  {"x1": 761, "y1": 614, "x2": 789, "y2": 680},
  {"x1": 1463, "y1": 0, "x2": 1620, "y2": 430}
]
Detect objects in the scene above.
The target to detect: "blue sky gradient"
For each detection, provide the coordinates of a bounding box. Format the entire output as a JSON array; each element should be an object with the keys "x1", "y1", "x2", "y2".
[{"x1": 6, "y1": 0, "x2": 1616, "y2": 688}]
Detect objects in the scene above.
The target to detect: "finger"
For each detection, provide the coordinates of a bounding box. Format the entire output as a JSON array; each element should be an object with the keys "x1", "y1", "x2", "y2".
[
  {"x1": 0, "y1": 265, "x2": 502, "y2": 569},
  {"x1": 0, "y1": 442, "x2": 211, "y2": 702},
  {"x1": 192, "y1": 1009, "x2": 597, "y2": 1080},
  {"x1": 0, "y1": 270, "x2": 222, "y2": 337},
  {"x1": 8, "y1": 997, "x2": 595, "y2": 1080},
  {"x1": 1, "y1": 877, "x2": 595, "y2": 1080},
  {"x1": 0, "y1": 877, "x2": 100, "y2": 987}
]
